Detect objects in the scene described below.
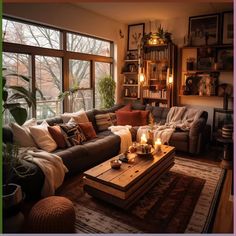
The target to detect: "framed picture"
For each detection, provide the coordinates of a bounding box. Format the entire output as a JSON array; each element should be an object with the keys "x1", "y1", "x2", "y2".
[
  {"x1": 128, "y1": 23, "x2": 145, "y2": 51},
  {"x1": 189, "y1": 14, "x2": 219, "y2": 46},
  {"x1": 222, "y1": 11, "x2": 233, "y2": 44},
  {"x1": 217, "y1": 48, "x2": 233, "y2": 71},
  {"x1": 197, "y1": 47, "x2": 216, "y2": 70}
]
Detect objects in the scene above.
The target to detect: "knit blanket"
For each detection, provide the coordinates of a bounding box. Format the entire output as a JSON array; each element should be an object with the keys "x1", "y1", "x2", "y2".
[
  {"x1": 19, "y1": 147, "x2": 68, "y2": 197},
  {"x1": 137, "y1": 107, "x2": 203, "y2": 145},
  {"x1": 109, "y1": 125, "x2": 132, "y2": 153}
]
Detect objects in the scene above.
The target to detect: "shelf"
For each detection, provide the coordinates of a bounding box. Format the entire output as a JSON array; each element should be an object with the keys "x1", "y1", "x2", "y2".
[
  {"x1": 183, "y1": 44, "x2": 233, "y2": 49},
  {"x1": 143, "y1": 97, "x2": 167, "y2": 101},
  {"x1": 122, "y1": 72, "x2": 138, "y2": 75},
  {"x1": 124, "y1": 97, "x2": 138, "y2": 100},
  {"x1": 179, "y1": 95, "x2": 223, "y2": 98},
  {"x1": 123, "y1": 84, "x2": 138, "y2": 87},
  {"x1": 182, "y1": 70, "x2": 232, "y2": 73},
  {"x1": 124, "y1": 59, "x2": 139, "y2": 62},
  {"x1": 144, "y1": 44, "x2": 168, "y2": 48}
]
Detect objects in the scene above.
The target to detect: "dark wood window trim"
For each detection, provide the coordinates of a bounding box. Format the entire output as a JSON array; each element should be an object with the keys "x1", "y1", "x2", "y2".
[{"x1": 3, "y1": 17, "x2": 114, "y2": 114}]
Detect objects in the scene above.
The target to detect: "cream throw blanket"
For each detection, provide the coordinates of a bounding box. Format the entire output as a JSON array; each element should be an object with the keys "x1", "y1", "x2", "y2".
[
  {"x1": 137, "y1": 106, "x2": 203, "y2": 145},
  {"x1": 18, "y1": 148, "x2": 68, "y2": 197},
  {"x1": 109, "y1": 125, "x2": 132, "y2": 153}
]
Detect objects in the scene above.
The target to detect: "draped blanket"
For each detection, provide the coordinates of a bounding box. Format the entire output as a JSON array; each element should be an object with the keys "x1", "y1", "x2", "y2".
[
  {"x1": 137, "y1": 107, "x2": 203, "y2": 144},
  {"x1": 109, "y1": 125, "x2": 132, "y2": 153},
  {"x1": 19, "y1": 147, "x2": 68, "y2": 197}
]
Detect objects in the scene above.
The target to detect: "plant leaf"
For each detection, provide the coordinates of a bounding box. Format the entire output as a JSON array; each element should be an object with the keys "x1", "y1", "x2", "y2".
[
  {"x1": 9, "y1": 107, "x2": 27, "y2": 125},
  {"x1": 5, "y1": 73, "x2": 30, "y2": 83},
  {"x1": 8, "y1": 93, "x2": 32, "y2": 107},
  {"x1": 3, "y1": 90, "x2": 8, "y2": 102}
]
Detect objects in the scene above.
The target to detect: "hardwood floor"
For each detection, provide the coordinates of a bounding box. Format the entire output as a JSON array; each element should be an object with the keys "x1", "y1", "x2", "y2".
[{"x1": 177, "y1": 146, "x2": 234, "y2": 233}]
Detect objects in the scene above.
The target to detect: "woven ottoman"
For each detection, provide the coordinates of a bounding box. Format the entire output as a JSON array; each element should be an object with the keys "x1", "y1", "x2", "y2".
[{"x1": 27, "y1": 196, "x2": 75, "y2": 233}]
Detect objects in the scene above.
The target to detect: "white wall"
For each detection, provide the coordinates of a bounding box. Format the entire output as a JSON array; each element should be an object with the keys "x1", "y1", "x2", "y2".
[{"x1": 3, "y1": 3, "x2": 127, "y2": 103}]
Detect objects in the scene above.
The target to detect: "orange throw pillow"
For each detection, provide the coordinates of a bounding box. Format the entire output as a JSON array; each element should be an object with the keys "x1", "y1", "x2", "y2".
[
  {"x1": 115, "y1": 111, "x2": 143, "y2": 126},
  {"x1": 79, "y1": 122, "x2": 97, "y2": 140},
  {"x1": 48, "y1": 125, "x2": 67, "y2": 149}
]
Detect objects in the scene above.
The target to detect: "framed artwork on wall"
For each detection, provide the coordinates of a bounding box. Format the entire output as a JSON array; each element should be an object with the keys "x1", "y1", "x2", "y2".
[
  {"x1": 127, "y1": 23, "x2": 145, "y2": 51},
  {"x1": 217, "y1": 48, "x2": 233, "y2": 71},
  {"x1": 222, "y1": 11, "x2": 233, "y2": 44},
  {"x1": 188, "y1": 14, "x2": 219, "y2": 46}
]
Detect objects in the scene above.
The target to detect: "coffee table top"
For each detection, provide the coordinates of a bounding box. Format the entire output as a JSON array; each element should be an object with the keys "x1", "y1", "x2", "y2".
[{"x1": 84, "y1": 145, "x2": 175, "y2": 191}]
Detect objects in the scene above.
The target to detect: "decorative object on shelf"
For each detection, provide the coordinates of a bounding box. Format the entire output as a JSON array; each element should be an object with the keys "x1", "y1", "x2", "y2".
[
  {"x1": 186, "y1": 58, "x2": 195, "y2": 71},
  {"x1": 110, "y1": 159, "x2": 122, "y2": 169},
  {"x1": 189, "y1": 14, "x2": 219, "y2": 46},
  {"x1": 217, "y1": 48, "x2": 233, "y2": 71},
  {"x1": 222, "y1": 11, "x2": 233, "y2": 45},
  {"x1": 222, "y1": 124, "x2": 233, "y2": 139},
  {"x1": 143, "y1": 25, "x2": 172, "y2": 46},
  {"x1": 126, "y1": 51, "x2": 138, "y2": 60},
  {"x1": 217, "y1": 83, "x2": 233, "y2": 110},
  {"x1": 128, "y1": 23, "x2": 145, "y2": 51},
  {"x1": 119, "y1": 29, "x2": 124, "y2": 39},
  {"x1": 197, "y1": 47, "x2": 216, "y2": 70}
]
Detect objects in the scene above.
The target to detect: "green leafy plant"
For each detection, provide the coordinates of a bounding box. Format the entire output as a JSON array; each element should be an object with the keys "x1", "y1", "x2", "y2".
[
  {"x1": 98, "y1": 76, "x2": 116, "y2": 109},
  {"x1": 58, "y1": 85, "x2": 86, "y2": 112},
  {"x1": 2, "y1": 69, "x2": 36, "y2": 125}
]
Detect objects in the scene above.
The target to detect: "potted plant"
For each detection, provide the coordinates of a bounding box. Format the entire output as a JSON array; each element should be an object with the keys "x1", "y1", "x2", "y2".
[
  {"x1": 98, "y1": 75, "x2": 116, "y2": 109},
  {"x1": 2, "y1": 69, "x2": 38, "y2": 232}
]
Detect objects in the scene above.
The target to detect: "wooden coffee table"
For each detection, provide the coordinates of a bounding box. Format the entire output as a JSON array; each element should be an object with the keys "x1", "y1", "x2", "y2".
[{"x1": 83, "y1": 145, "x2": 175, "y2": 209}]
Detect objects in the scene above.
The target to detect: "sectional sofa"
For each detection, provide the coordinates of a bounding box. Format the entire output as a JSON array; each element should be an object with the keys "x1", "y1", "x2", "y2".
[{"x1": 3, "y1": 103, "x2": 209, "y2": 199}]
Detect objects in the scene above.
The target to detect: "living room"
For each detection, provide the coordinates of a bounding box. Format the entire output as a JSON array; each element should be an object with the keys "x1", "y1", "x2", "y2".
[{"x1": 2, "y1": 1, "x2": 234, "y2": 234}]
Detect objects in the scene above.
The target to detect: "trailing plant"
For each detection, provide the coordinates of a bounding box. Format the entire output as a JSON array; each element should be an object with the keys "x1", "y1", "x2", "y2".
[
  {"x1": 2, "y1": 69, "x2": 37, "y2": 125},
  {"x1": 98, "y1": 76, "x2": 116, "y2": 109}
]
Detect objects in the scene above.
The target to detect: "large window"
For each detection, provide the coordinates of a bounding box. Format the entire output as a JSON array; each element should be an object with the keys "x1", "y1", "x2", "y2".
[
  {"x1": 3, "y1": 18, "x2": 61, "y2": 49},
  {"x1": 3, "y1": 52, "x2": 31, "y2": 123},
  {"x1": 67, "y1": 33, "x2": 111, "y2": 57},
  {"x1": 35, "y1": 56, "x2": 62, "y2": 119},
  {"x1": 3, "y1": 17, "x2": 114, "y2": 123}
]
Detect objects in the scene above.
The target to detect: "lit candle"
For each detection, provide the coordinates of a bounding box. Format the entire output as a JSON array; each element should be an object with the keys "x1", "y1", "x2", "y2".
[
  {"x1": 154, "y1": 138, "x2": 162, "y2": 152},
  {"x1": 140, "y1": 133, "x2": 147, "y2": 145}
]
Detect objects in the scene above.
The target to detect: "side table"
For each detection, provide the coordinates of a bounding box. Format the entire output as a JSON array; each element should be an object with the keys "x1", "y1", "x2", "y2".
[{"x1": 216, "y1": 136, "x2": 233, "y2": 169}]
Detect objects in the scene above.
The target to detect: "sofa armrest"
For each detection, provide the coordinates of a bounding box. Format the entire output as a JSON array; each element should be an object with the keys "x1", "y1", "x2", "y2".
[
  {"x1": 189, "y1": 118, "x2": 207, "y2": 137},
  {"x1": 189, "y1": 118, "x2": 207, "y2": 154}
]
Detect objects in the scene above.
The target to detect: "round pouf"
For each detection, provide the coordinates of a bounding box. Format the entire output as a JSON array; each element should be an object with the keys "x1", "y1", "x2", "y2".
[{"x1": 28, "y1": 196, "x2": 75, "y2": 233}]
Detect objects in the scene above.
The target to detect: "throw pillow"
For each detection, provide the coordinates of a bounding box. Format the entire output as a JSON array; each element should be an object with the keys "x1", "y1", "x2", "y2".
[
  {"x1": 48, "y1": 125, "x2": 67, "y2": 149},
  {"x1": 29, "y1": 120, "x2": 57, "y2": 152},
  {"x1": 61, "y1": 109, "x2": 89, "y2": 124},
  {"x1": 115, "y1": 110, "x2": 143, "y2": 126},
  {"x1": 140, "y1": 110, "x2": 149, "y2": 126},
  {"x1": 10, "y1": 118, "x2": 37, "y2": 147},
  {"x1": 95, "y1": 113, "x2": 113, "y2": 131},
  {"x1": 60, "y1": 118, "x2": 86, "y2": 147},
  {"x1": 109, "y1": 112, "x2": 117, "y2": 125},
  {"x1": 117, "y1": 103, "x2": 132, "y2": 111},
  {"x1": 78, "y1": 122, "x2": 97, "y2": 140}
]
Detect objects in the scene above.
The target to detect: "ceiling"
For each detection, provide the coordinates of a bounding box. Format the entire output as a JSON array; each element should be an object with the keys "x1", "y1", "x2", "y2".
[{"x1": 74, "y1": 2, "x2": 233, "y2": 24}]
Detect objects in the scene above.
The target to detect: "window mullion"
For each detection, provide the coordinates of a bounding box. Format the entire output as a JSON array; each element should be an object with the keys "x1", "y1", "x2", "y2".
[
  {"x1": 31, "y1": 54, "x2": 36, "y2": 118},
  {"x1": 91, "y1": 61, "x2": 95, "y2": 108}
]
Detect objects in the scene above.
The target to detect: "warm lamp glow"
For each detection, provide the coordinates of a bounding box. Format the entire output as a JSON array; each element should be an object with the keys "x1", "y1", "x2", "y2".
[
  {"x1": 139, "y1": 72, "x2": 145, "y2": 83},
  {"x1": 168, "y1": 75, "x2": 173, "y2": 84},
  {"x1": 154, "y1": 138, "x2": 162, "y2": 152},
  {"x1": 140, "y1": 133, "x2": 147, "y2": 144}
]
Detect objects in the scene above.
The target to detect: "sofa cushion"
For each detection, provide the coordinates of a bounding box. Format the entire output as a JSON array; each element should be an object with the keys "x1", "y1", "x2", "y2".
[
  {"x1": 48, "y1": 125, "x2": 67, "y2": 149},
  {"x1": 61, "y1": 109, "x2": 89, "y2": 124},
  {"x1": 95, "y1": 113, "x2": 112, "y2": 131},
  {"x1": 79, "y1": 122, "x2": 97, "y2": 140},
  {"x1": 115, "y1": 110, "x2": 144, "y2": 126},
  {"x1": 10, "y1": 119, "x2": 37, "y2": 147},
  {"x1": 117, "y1": 103, "x2": 132, "y2": 111},
  {"x1": 146, "y1": 106, "x2": 170, "y2": 125},
  {"x1": 29, "y1": 120, "x2": 57, "y2": 152},
  {"x1": 60, "y1": 118, "x2": 86, "y2": 147}
]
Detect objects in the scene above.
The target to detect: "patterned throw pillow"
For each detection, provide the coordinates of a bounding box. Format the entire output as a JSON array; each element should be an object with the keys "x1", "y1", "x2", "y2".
[
  {"x1": 109, "y1": 113, "x2": 117, "y2": 125},
  {"x1": 59, "y1": 118, "x2": 86, "y2": 147},
  {"x1": 95, "y1": 113, "x2": 112, "y2": 132}
]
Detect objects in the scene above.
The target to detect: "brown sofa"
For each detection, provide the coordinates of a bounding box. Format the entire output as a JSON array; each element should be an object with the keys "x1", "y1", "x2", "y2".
[{"x1": 3, "y1": 104, "x2": 209, "y2": 199}]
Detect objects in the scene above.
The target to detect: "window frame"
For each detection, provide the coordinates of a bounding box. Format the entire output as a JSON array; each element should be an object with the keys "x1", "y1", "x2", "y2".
[{"x1": 3, "y1": 16, "x2": 114, "y2": 117}]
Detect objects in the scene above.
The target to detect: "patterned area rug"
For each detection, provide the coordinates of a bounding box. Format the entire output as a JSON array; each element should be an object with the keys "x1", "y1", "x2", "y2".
[{"x1": 57, "y1": 157, "x2": 225, "y2": 233}]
